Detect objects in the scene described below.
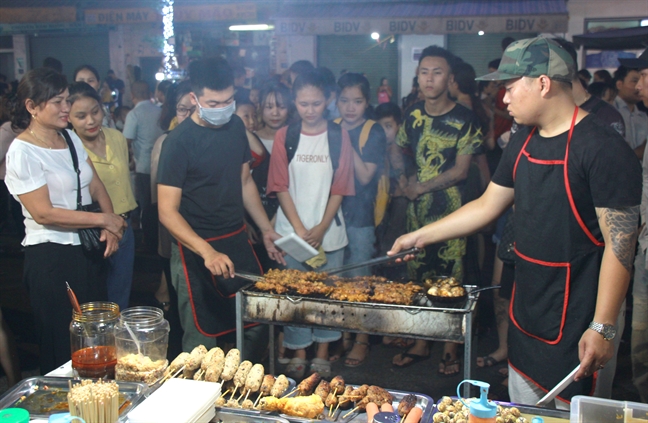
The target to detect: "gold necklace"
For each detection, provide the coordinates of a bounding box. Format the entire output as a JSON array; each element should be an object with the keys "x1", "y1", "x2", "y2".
[{"x1": 29, "y1": 128, "x2": 59, "y2": 149}]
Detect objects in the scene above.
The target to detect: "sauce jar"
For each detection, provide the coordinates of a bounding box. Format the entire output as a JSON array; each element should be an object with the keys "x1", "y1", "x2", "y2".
[
  {"x1": 70, "y1": 302, "x2": 120, "y2": 379},
  {"x1": 114, "y1": 307, "x2": 170, "y2": 384}
]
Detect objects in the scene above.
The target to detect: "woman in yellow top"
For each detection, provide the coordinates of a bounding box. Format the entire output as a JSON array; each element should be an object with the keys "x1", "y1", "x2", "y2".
[{"x1": 67, "y1": 81, "x2": 137, "y2": 310}]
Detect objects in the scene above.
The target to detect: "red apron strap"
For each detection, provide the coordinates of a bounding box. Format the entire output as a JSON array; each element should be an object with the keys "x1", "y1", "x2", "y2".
[
  {"x1": 563, "y1": 107, "x2": 605, "y2": 247},
  {"x1": 513, "y1": 127, "x2": 536, "y2": 181}
]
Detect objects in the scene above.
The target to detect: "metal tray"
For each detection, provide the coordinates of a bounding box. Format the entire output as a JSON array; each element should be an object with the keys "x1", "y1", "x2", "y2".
[
  {"x1": 215, "y1": 377, "x2": 296, "y2": 416},
  {"x1": 434, "y1": 397, "x2": 570, "y2": 421},
  {"x1": 239, "y1": 285, "x2": 478, "y2": 343},
  {"x1": 212, "y1": 410, "x2": 290, "y2": 423},
  {"x1": 275, "y1": 386, "x2": 433, "y2": 423},
  {"x1": 0, "y1": 376, "x2": 148, "y2": 421}
]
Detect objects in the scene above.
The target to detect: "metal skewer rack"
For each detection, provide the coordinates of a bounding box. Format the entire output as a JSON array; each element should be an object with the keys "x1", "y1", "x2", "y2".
[{"x1": 236, "y1": 284, "x2": 480, "y2": 395}]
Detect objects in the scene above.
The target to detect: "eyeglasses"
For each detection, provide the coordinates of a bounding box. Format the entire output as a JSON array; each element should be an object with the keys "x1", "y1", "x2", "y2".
[{"x1": 176, "y1": 106, "x2": 195, "y2": 116}]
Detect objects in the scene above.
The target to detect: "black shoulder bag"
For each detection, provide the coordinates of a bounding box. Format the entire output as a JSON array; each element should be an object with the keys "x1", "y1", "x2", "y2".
[{"x1": 61, "y1": 130, "x2": 105, "y2": 252}]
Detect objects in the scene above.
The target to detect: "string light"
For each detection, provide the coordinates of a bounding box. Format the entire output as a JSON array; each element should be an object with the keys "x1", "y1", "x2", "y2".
[{"x1": 161, "y1": 0, "x2": 177, "y2": 79}]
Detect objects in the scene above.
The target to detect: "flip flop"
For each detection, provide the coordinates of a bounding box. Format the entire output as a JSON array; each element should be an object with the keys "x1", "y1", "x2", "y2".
[
  {"x1": 476, "y1": 355, "x2": 502, "y2": 368},
  {"x1": 392, "y1": 352, "x2": 431, "y2": 368}
]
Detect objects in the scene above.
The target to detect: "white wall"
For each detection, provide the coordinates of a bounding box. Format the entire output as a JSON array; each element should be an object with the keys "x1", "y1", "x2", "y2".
[
  {"x1": 397, "y1": 34, "x2": 445, "y2": 102},
  {"x1": 275, "y1": 35, "x2": 317, "y2": 74}
]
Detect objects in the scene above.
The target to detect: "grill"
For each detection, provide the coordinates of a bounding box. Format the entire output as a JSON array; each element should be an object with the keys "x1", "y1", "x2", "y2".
[{"x1": 235, "y1": 284, "x2": 480, "y2": 392}]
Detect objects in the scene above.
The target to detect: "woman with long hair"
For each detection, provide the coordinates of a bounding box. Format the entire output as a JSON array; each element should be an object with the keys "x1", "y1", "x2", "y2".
[
  {"x1": 5, "y1": 68, "x2": 125, "y2": 373},
  {"x1": 67, "y1": 81, "x2": 137, "y2": 311}
]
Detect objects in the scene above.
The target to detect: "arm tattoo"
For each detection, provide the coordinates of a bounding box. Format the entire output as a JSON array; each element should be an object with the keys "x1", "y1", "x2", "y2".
[{"x1": 598, "y1": 206, "x2": 639, "y2": 273}]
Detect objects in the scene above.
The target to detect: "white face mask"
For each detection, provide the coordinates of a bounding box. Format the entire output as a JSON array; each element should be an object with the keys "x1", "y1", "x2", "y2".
[{"x1": 195, "y1": 95, "x2": 236, "y2": 126}]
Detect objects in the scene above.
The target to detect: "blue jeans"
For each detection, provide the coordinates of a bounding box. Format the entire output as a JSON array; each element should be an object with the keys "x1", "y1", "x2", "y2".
[
  {"x1": 107, "y1": 218, "x2": 135, "y2": 310},
  {"x1": 283, "y1": 249, "x2": 344, "y2": 349},
  {"x1": 341, "y1": 226, "x2": 375, "y2": 277}
]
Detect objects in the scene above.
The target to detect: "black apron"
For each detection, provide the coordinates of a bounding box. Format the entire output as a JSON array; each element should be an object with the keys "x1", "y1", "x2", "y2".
[
  {"x1": 508, "y1": 107, "x2": 603, "y2": 402},
  {"x1": 178, "y1": 225, "x2": 262, "y2": 337}
]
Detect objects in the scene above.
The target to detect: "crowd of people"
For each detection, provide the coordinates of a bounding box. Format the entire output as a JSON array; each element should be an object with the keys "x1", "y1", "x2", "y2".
[{"x1": 0, "y1": 37, "x2": 647, "y2": 408}]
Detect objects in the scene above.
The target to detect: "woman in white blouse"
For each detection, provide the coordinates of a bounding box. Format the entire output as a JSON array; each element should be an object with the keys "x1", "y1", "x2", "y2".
[{"x1": 4, "y1": 68, "x2": 126, "y2": 374}]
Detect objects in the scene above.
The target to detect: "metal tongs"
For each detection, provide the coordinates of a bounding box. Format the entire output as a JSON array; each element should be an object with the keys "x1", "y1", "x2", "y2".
[
  {"x1": 325, "y1": 247, "x2": 421, "y2": 275},
  {"x1": 235, "y1": 247, "x2": 421, "y2": 282}
]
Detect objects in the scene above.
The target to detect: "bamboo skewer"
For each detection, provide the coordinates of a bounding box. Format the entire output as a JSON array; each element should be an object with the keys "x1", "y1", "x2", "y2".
[
  {"x1": 327, "y1": 387, "x2": 338, "y2": 417},
  {"x1": 230, "y1": 385, "x2": 239, "y2": 401},
  {"x1": 282, "y1": 387, "x2": 298, "y2": 398},
  {"x1": 343, "y1": 405, "x2": 360, "y2": 419},
  {"x1": 237, "y1": 389, "x2": 246, "y2": 402},
  {"x1": 253, "y1": 392, "x2": 264, "y2": 408},
  {"x1": 219, "y1": 389, "x2": 230, "y2": 399},
  {"x1": 243, "y1": 390, "x2": 251, "y2": 403},
  {"x1": 333, "y1": 402, "x2": 341, "y2": 417}
]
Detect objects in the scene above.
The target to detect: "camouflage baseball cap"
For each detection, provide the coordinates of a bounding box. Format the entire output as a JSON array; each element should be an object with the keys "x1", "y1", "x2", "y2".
[{"x1": 476, "y1": 37, "x2": 575, "y2": 83}]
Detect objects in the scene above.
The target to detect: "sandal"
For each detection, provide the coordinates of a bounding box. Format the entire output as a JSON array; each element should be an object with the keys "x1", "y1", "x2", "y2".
[
  {"x1": 438, "y1": 354, "x2": 461, "y2": 376},
  {"x1": 476, "y1": 355, "x2": 503, "y2": 368},
  {"x1": 309, "y1": 358, "x2": 332, "y2": 378},
  {"x1": 285, "y1": 357, "x2": 308, "y2": 380},
  {"x1": 329, "y1": 336, "x2": 353, "y2": 363},
  {"x1": 392, "y1": 351, "x2": 431, "y2": 368},
  {"x1": 344, "y1": 341, "x2": 370, "y2": 368}
]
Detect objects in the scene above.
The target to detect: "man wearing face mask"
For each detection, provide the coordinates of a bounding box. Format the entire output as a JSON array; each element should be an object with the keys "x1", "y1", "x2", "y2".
[{"x1": 157, "y1": 58, "x2": 286, "y2": 354}]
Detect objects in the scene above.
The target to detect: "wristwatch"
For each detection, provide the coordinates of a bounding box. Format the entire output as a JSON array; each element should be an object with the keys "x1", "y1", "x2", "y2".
[{"x1": 589, "y1": 321, "x2": 617, "y2": 341}]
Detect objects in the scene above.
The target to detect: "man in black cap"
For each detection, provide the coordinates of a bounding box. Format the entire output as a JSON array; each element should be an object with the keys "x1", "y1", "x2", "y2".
[
  {"x1": 390, "y1": 37, "x2": 642, "y2": 407},
  {"x1": 626, "y1": 48, "x2": 648, "y2": 403}
]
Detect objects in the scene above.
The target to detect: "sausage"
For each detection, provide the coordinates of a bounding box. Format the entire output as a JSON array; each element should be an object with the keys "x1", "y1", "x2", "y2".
[
  {"x1": 205, "y1": 358, "x2": 225, "y2": 382},
  {"x1": 202, "y1": 347, "x2": 224, "y2": 371},
  {"x1": 403, "y1": 406, "x2": 423, "y2": 423},
  {"x1": 165, "y1": 352, "x2": 190, "y2": 376},
  {"x1": 260, "y1": 375, "x2": 276, "y2": 396},
  {"x1": 381, "y1": 402, "x2": 394, "y2": 413},
  {"x1": 233, "y1": 360, "x2": 253, "y2": 387},
  {"x1": 314, "y1": 379, "x2": 330, "y2": 402},
  {"x1": 329, "y1": 375, "x2": 345, "y2": 394},
  {"x1": 366, "y1": 403, "x2": 380, "y2": 423},
  {"x1": 221, "y1": 348, "x2": 240, "y2": 381},
  {"x1": 186, "y1": 345, "x2": 208, "y2": 371},
  {"x1": 215, "y1": 396, "x2": 226, "y2": 407},
  {"x1": 225, "y1": 399, "x2": 240, "y2": 409},
  {"x1": 397, "y1": 394, "x2": 417, "y2": 416},
  {"x1": 270, "y1": 374, "x2": 290, "y2": 397},
  {"x1": 244, "y1": 363, "x2": 265, "y2": 393},
  {"x1": 297, "y1": 372, "x2": 321, "y2": 395},
  {"x1": 241, "y1": 399, "x2": 254, "y2": 409}
]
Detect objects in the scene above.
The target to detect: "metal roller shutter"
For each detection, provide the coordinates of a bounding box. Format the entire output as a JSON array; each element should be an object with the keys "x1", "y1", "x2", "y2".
[
  {"x1": 447, "y1": 32, "x2": 536, "y2": 76},
  {"x1": 30, "y1": 33, "x2": 110, "y2": 82},
  {"x1": 317, "y1": 34, "x2": 398, "y2": 106}
]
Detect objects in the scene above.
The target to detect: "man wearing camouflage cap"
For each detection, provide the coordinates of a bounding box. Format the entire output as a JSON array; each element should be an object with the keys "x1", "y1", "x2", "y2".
[
  {"x1": 389, "y1": 37, "x2": 642, "y2": 406},
  {"x1": 625, "y1": 48, "x2": 648, "y2": 402}
]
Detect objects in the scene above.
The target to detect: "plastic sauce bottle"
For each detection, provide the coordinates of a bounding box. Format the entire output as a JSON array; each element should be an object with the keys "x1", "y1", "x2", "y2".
[{"x1": 457, "y1": 379, "x2": 497, "y2": 423}]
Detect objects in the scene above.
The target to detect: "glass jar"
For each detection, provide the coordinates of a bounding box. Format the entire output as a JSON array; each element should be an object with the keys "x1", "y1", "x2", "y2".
[
  {"x1": 70, "y1": 302, "x2": 120, "y2": 379},
  {"x1": 114, "y1": 307, "x2": 170, "y2": 384}
]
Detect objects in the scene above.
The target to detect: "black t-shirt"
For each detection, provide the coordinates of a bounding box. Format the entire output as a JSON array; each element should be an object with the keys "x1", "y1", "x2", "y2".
[
  {"x1": 342, "y1": 121, "x2": 387, "y2": 228},
  {"x1": 157, "y1": 115, "x2": 252, "y2": 238},
  {"x1": 493, "y1": 114, "x2": 641, "y2": 237},
  {"x1": 580, "y1": 96, "x2": 626, "y2": 138}
]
